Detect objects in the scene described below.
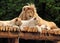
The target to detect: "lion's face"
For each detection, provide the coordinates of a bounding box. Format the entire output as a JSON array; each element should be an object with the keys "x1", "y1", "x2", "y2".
[
  {"x1": 25, "y1": 9, "x2": 34, "y2": 19},
  {"x1": 13, "y1": 18, "x2": 22, "y2": 26},
  {"x1": 23, "y1": 6, "x2": 34, "y2": 19},
  {"x1": 19, "y1": 4, "x2": 37, "y2": 20}
]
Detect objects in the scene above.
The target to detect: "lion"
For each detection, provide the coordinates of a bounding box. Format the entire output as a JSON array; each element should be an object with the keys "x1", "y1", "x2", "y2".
[
  {"x1": 19, "y1": 16, "x2": 51, "y2": 32},
  {"x1": 36, "y1": 15, "x2": 59, "y2": 29},
  {"x1": 19, "y1": 4, "x2": 37, "y2": 20},
  {"x1": 20, "y1": 17, "x2": 38, "y2": 31},
  {"x1": 0, "y1": 17, "x2": 22, "y2": 27},
  {"x1": 19, "y1": 4, "x2": 58, "y2": 29},
  {"x1": 0, "y1": 17, "x2": 22, "y2": 31}
]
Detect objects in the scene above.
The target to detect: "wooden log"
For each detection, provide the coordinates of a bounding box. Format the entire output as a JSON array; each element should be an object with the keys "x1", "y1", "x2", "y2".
[
  {"x1": 2, "y1": 26, "x2": 5, "y2": 31},
  {"x1": 8, "y1": 26, "x2": 13, "y2": 32},
  {"x1": 5, "y1": 26, "x2": 9, "y2": 31},
  {"x1": 0, "y1": 26, "x2": 3, "y2": 31}
]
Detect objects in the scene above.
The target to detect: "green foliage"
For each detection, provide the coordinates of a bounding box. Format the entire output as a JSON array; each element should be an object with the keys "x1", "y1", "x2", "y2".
[
  {"x1": 45, "y1": 0, "x2": 60, "y2": 27},
  {"x1": 0, "y1": 0, "x2": 34, "y2": 20}
]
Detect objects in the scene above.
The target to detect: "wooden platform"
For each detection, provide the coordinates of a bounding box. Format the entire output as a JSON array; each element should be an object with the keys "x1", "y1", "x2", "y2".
[
  {"x1": 0, "y1": 26, "x2": 60, "y2": 43},
  {"x1": 0, "y1": 31, "x2": 60, "y2": 41}
]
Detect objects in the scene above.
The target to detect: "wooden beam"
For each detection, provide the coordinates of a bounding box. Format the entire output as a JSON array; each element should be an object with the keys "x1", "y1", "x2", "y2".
[
  {"x1": 0, "y1": 29, "x2": 60, "y2": 41},
  {"x1": 0, "y1": 31, "x2": 60, "y2": 41},
  {"x1": 0, "y1": 32, "x2": 18, "y2": 38},
  {"x1": 19, "y1": 32, "x2": 60, "y2": 41}
]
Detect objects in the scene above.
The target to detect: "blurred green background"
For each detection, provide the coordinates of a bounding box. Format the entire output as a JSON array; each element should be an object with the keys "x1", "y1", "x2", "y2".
[
  {"x1": 0, "y1": 0, "x2": 60, "y2": 43},
  {"x1": 0, "y1": 0, "x2": 60, "y2": 27}
]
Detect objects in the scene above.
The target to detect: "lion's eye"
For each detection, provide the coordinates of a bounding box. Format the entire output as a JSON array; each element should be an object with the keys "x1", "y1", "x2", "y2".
[{"x1": 15, "y1": 19, "x2": 18, "y2": 22}]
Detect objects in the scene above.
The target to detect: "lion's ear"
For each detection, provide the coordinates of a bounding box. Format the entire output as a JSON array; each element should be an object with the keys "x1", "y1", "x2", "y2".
[
  {"x1": 34, "y1": 17, "x2": 36, "y2": 20},
  {"x1": 15, "y1": 18, "x2": 18, "y2": 22}
]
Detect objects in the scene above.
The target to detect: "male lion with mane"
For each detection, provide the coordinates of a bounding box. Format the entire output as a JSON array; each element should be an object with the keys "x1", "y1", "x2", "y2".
[
  {"x1": 19, "y1": 4, "x2": 37, "y2": 20},
  {"x1": 19, "y1": 4, "x2": 58, "y2": 29}
]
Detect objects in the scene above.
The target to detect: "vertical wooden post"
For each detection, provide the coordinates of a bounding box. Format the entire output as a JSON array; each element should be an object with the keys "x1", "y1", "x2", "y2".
[{"x1": 14, "y1": 38, "x2": 19, "y2": 43}]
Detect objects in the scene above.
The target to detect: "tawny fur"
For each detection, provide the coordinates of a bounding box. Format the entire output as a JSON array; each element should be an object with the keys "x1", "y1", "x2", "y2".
[
  {"x1": 36, "y1": 16, "x2": 58, "y2": 29},
  {"x1": 19, "y1": 17, "x2": 51, "y2": 32},
  {"x1": 19, "y1": 4, "x2": 36, "y2": 20},
  {"x1": 19, "y1": 4, "x2": 58, "y2": 29},
  {"x1": 0, "y1": 17, "x2": 21, "y2": 28},
  {"x1": 36, "y1": 24, "x2": 51, "y2": 32},
  {"x1": 20, "y1": 17, "x2": 38, "y2": 31}
]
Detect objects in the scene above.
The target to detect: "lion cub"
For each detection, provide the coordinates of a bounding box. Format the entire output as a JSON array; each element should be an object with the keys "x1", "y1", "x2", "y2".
[
  {"x1": 0, "y1": 17, "x2": 21, "y2": 27},
  {"x1": 20, "y1": 17, "x2": 38, "y2": 31}
]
